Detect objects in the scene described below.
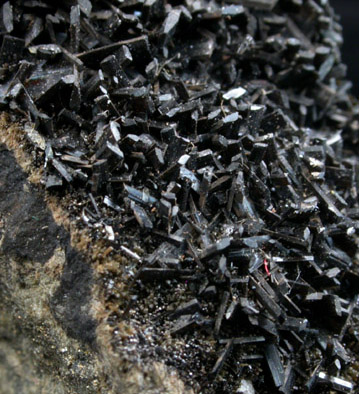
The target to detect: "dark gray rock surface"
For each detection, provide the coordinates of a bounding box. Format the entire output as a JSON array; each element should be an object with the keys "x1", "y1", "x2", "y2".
[{"x1": 0, "y1": 137, "x2": 190, "y2": 394}]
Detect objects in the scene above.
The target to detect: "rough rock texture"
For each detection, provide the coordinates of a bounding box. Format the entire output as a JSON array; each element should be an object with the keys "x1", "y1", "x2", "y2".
[
  {"x1": 0, "y1": 118, "x2": 191, "y2": 394},
  {"x1": 0, "y1": 142, "x2": 101, "y2": 393}
]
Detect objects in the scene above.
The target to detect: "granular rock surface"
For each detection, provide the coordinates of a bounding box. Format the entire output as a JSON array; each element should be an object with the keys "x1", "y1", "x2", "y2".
[{"x1": 1, "y1": 0, "x2": 359, "y2": 393}]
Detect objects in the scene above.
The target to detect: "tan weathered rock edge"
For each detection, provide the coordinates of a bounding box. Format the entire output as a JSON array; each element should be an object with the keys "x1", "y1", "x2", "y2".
[{"x1": 0, "y1": 112, "x2": 193, "y2": 394}]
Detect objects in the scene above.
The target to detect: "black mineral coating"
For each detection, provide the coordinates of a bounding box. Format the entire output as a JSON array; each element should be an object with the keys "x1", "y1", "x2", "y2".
[
  {"x1": 51, "y1": 159, "x2": 73, "y2": 183},
  {"x1": 138, "y1": 268, "x2": 194, "y2": 283},
  {"x1": 0, "y1": 35, "x2": 24, "y2": 64},
  {"x1": 77, "y1": 36, "x2": 151, "y2": 66},
  {"x1": 265, "y1": 344, "x2": 285, "y2": 388},
  {"x1": 1, "y1": 2, "x2": 13, "y2": 34},
  {"x1": 170, "y1": 298, "x2": 202, "y2": 318},
  {"x1": 170, "y1": 313, "x2": 209, "y2": 335},
  {"x1": 1, "y1": 0, "x2": 359, "y2": 393},
  {"x1": 132, "y1": 203, "x2": 153, "y2": 230},
  {"x1": 200, "y1": 238, "x2": 231, "y2": 260},
  {"x1": 202, "y1": 285, "x2": 217, "y2": 300},
  {"x1": 211, "y1": 339, "x2": 234, "y2": 376},
  {"x1": 240, "y1": 0, "x2": 278, "y2": 11},
  {"x1": 124, "y1": 185, "x2": 157, "y2": 206},
  {"x1": 316, "y1": 372, "x2": 354, "y2": 393},
  {"x1": 214, "y1": 291, "x2": 230, "y2": 335}
]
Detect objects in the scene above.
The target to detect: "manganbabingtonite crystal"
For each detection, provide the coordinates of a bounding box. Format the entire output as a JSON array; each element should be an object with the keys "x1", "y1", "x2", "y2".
[{"x1": 1, "y1": 0, "x2": 359, "y2": 393}]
